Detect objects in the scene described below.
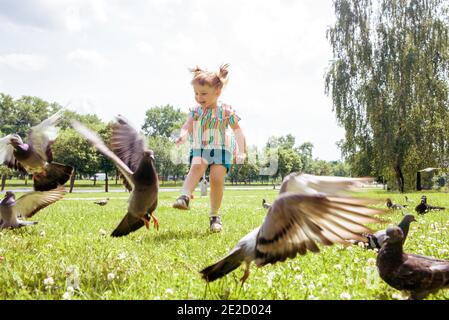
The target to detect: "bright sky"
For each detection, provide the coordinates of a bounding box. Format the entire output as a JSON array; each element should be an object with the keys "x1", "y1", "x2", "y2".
[{"x1": 0, "y1": 0, "x2": 345, "y2": 161}]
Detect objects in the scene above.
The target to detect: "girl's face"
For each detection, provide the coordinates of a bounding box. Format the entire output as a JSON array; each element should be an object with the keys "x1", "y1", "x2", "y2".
[{"x1": 193, "y1": 83, "x2": 221, "y2": 108}]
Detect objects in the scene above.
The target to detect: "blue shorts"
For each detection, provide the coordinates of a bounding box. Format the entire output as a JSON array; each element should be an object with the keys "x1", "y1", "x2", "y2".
[{"x1": 189, "y1": 148, "x2": 232, "y2": 173}]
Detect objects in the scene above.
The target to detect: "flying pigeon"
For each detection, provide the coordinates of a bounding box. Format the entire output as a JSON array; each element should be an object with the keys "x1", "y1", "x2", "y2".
[
  {"x1": 0, "y1": 186, "x2": 65, "y2": 229},
  {"x1": 415, "y1": 195, "x2": 445, "y2": 215},
  {"x1": 200, "y1": 173, "x2": 386, "y2": 283},
  {"x1": 350, "y1": 214, "x2": 416, "y2": 250},
  {"x1": 386, "y1": 198, "x2": 407, "y2": 210},
  {"x1": 94, "y1": 198, "x2": 109, "y2": 206},
  {"x1": 262, "y1": 199, "x2": 271, "y2": 209},
  {"x1": 0, "y1": 110, "x2": 74, "y2": 191},
  {"x1": 72, "y1": 116, "x2": 159, "y2": 237},
  {"x1": 376, "y1": 225, "x2": 449, "y2": 300}
]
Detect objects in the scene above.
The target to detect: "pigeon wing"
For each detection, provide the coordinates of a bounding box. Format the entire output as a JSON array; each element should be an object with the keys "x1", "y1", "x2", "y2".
[
  {"x1": 28, "y1": 109, "x2": 64, "y2": 162},
  {"x1": 255, "y1": 193, "x2": 385, "y2": 266},
  {"x1": 110, "y1": 115, "x2": 146, "y2": 173},
  {"x1": 13, "y1": 186, "x2": 66, "y2": 218},
  {"x1": 279, "y1": 173, "x2": 373, "y2": 196},
  {"x1": 0, "y1": 135, "x2": 27, "y2": 172},
  {"x1": 71, "y1": 120, "x2": 135, "y2": 189}
]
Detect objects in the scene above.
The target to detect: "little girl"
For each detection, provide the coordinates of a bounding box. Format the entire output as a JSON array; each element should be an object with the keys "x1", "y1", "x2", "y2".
[{"x1": 173, "y1": 64, "x2": 246, "y2": 232}]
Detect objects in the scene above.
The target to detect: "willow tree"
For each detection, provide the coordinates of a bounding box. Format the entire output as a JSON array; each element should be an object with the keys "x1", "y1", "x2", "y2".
[{"x1": 326, "y1": 0, "x2": 449, "y2": 192}]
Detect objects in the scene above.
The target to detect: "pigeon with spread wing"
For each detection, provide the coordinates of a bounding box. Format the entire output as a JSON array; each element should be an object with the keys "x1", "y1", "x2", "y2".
[
  {"x1": 200, "y1": 172, "x2": 386, "y2": 283},
  {"x1": 0, "y1": 110, "x2": 73, "y2": 191},
  {"x1": 0, "y1": 186, "x2": 65, "y2": 229},
  {"x1": 72, "y1": 116, "x2": 159, "y2": 237}
]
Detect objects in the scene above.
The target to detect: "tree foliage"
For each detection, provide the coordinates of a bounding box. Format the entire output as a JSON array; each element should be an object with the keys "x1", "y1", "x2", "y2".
[
  {"x1": 326, "y1": 0, "x2": 449, "y2": 191},
  {"x1": 142, "y1": 105, "x2": 187, "y2": 138}
]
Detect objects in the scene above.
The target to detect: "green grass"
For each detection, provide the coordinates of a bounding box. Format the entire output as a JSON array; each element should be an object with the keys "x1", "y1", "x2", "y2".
[{"x1": 0, "y1": 188, "x2": 448, "y2": 300}]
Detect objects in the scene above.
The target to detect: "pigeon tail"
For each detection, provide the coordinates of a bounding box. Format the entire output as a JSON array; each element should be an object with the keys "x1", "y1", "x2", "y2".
[
  {"x1": 33, "y1": 162, "x2": 74, "y2": 191},
  {"x1": 111, "y1": 213, "x2": 145, "y2": 237},
  {"x1": 200, "y1": 248, "x2": 246, "y2": 282}
]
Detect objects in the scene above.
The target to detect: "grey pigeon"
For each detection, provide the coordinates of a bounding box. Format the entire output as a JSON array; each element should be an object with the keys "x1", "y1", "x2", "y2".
[
  {"x1": 351, "y1": 214, "x2": 416, "y2": 250},
  {"x1": 262, "y1": 199, "x2": 271, "y2": 209},
  {"x1": 72, "y1": 116, "x2": 159, "y2": 237},
  {"x1": 415, "y1": 195, "x2": 445, "y2": 215},
  {"x1": 0, "y1": 110, "x2": 74, "y2": 191},
  {"x1": 94, "y1": 198, "x2": 109, "y2": 206},
  {"x1": 386, "y1": 198, "x2": 407, "y2": 210},
  {"x1": 377, "y1": 226, "x2": 449, "y2": 300},
  {"x1": 200, "y1": 173, "x2": 386, "y2": 283},
  {"x1": 0, "y1": 186, "x2": 65, "y2": 229}
]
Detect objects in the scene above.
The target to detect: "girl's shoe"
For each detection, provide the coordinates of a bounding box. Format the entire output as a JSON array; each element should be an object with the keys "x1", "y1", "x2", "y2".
[
  {"x1": 210, "y1": 216, "x2": 222, "y2": 233},
  {"x1": 173, "y1": 195, "x2": 190, "y2": 210}
]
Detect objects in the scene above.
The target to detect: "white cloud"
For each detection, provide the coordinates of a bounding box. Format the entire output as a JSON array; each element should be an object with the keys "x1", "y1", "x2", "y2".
[
  {"x1": 137, "y1": 41, "x2": 155, "y2": 55},
  {"x1": 0, "y1": 53, "x2": 47, "y2": 71},
  {"x1": 67, "y1": 49, "x2": 108, "y2": 68}
]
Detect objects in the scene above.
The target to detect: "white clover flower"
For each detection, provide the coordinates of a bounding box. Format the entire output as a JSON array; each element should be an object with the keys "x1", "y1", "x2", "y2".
[
  {"x1": 340, "y1": 292, "x2": 351, "y2": 300},
  {"x1": 39, "y1": 230, "x2": 46, "y2": 237},
  {"x1": 154, "y1": 296, "x2": 161, "y2": 300},
  {"x1": 373, "y1": 248, "x2": 379, "y2": 253},
  {"x1": 334, "y1": 264, "x2": 342, "y2": 270},
  {"x1": 266, "y1": 271, "x2": 276, "y2": 288},
  {"x1": 357, "y1": 241, "x2": 366, "y2": 248},
  {"x1": 44, "y1": 276, "x2": 55, "y2": 290},
  {"x1": 62, "y1": 292, "x2": 72, "y2": 300},
  {"x1": 118, "y1": 252, "x2": 127, "y2": 260},
  {"x1": 392, "y1": 292, "x2": 407, "y2": 300},
  {"x1": 66, "y1": 286, "x2": 75, "y2": 293},
  {"x1": 165, "y1": 288, "x2": 174, "y2": 295},
  {"x1": 99, "y1": 229, "x2": 107, "y2": 237},
  {"x1": 107, "y1": 273, "x2": 116, "y2": 281},
  {"x1": 367, "y1": 258, "x2": 376, "y2": 266}
]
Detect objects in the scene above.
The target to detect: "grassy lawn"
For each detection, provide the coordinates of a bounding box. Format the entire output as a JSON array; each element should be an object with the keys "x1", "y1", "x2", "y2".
[{"x1": 0, "y1": 188, "x2": 448, "y2": 300}]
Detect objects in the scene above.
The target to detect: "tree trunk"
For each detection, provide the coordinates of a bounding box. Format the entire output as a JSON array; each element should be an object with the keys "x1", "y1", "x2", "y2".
[
  {"x1": 1, "y1": 174, "x2": 6, "y2": 191},
  {"x1": 105, "y1": 172, "x2": 109, "y2": 193},
  {"x1": 93, "y1": 176, "x2": 97, "y2": 186},
  {"x1": 416, "y1": 171, "x2": 422, "y2": 191},
  {"x1": 69, "y1": 169, "x2": 76, "y2": 193},
  {"x1": 394, "y1": 164, "x2": 405, "y2": 193},
  {"x1": 115, "y1": 169, "x2": 119, "y2": 185}
]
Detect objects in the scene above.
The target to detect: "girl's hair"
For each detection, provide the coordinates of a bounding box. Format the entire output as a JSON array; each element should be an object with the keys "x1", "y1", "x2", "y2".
[{"x1": 190, "y1": 64, "x2": 229, "y2": 89}]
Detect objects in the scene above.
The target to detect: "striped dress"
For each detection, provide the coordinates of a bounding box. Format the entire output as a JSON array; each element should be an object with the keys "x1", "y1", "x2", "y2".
[{"x1": 189, "y1": 102, "x2": 240, "y2": 154}]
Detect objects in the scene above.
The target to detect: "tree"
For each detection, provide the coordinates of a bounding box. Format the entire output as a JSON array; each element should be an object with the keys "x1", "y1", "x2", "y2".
[
  {"x1": 326, "y1": 0, "x2": 449, "y2": 192},
  {"x1": 0, "y1": 94, "x2": 61, "y2": 136},
  {"x1": 142, "y1": 105, "x2": 187, "y2": 138}
]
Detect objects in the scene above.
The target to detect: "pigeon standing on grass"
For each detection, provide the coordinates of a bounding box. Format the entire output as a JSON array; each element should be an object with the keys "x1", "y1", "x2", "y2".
[
  {"x1": 415, "y1": 195, "x2": 445, "y2": 215},
  {"x1": 350, "y1": 214, "x2": 416, "y2": 250},
  {"x1": 200, "y1": 173, "x2": 386, "y2": 283},
  {"x1": 94, "y1": 198, "x2": 109, "y2": 206},
  {"x1": 377, "y1": 226, "x2": 449, "y2": 300},
  {"x1": 262, "y1": 199, "x2": 271, "y2": 209},
  {"x1": 386, "y1": 198, "x2": 407, "y2": 210},
  {"x1": 72, "y1": 116, "x2": 159, "y2": 237},
  {"x1": 0, "y1": 110, "x2": 73, "y2": 191},
  {"x1": 0, "y1": 186, "x2": 65, "y2": 229}
]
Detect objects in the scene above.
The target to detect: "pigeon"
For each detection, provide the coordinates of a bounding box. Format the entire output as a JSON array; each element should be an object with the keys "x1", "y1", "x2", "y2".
[
  {"x1": 404, "y1": 196, "x2": 413, "y2": 203},
  {"x1": 72, "y1": 116, "x2": 159, "y2": 237},
  {"x1": 350, "y1": 214, "x2": 416, "y2": 250},
  {"x1": 200, "y1": 172, "x2": 386, "y2": 283},
  {"x1": 376, "y1": 225, "x2": 449, "y2": 300},
  {"x1": 415, "y1": 195, "x2": 445, "y2": 215},
  {"x1": 0, "y1": 186, "x2": 65, "y2": 229},
  {"x1": 262, "y1": 199, "x2": 271, "y2": 209},
  {"x1": 386, "y1": 198, "x2": 407, "y2": 210},
  {"x1": 94, "y1": 198, "x2": 109, "y2": 206},
  {"x1": 0, "y1": 110, "x2": 74, "y2": 191}
]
